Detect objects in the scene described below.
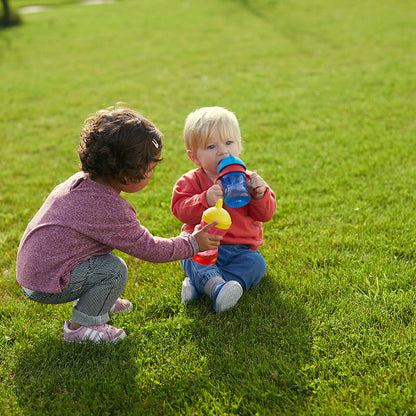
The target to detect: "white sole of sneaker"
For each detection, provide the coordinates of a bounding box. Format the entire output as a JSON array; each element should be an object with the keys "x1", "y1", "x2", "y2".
[
  {"x1": 181, "y1": 277, "x2": 194, "y2": 303},
  {"x1": 215, "y1": 281, "x2": 243, "y2": 313}
]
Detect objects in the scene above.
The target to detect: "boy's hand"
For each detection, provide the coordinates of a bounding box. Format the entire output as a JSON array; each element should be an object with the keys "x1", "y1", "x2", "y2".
[
  {"x1": 247, "y1": 172, "x2": 266, "y2": 200},
  {"x1": 192, "y1": 221, "x2": 222, "y2": 252},
  {"x1": 206, "y1": 183, "x2": 224, "y2": 207}
]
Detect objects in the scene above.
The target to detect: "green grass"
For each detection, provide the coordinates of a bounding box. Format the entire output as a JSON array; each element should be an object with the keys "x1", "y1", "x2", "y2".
[{"x1": 1, "y1": 0, "x2": 416, "y2": 414}]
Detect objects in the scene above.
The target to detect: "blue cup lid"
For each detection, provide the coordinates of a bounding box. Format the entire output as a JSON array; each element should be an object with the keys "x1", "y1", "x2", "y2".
[{"x1": 217, "y1": 155, "x2": 246, "y2": 173}]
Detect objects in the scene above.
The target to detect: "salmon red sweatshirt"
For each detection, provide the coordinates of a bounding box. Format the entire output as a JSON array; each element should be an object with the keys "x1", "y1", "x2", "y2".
[{"x1": 171, "y1": 168, "x2": 276, "y2": 251}]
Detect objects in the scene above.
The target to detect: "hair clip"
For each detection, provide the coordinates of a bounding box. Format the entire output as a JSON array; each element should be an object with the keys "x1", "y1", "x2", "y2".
[{"x1": 152, "y1": 138, "x2": 159, "y2": 149}]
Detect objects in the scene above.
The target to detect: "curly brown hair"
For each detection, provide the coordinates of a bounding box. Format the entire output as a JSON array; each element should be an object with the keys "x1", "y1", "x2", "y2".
[{"x1": 78, "y1": 106, "x2": 163, "y2": 183}]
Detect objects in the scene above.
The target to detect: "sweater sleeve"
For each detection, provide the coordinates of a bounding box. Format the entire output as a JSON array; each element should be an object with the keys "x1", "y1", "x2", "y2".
[
  {"x1": 107, "y1": 209, "x2": 199, "y2": 262},
  {"x1": 68, "y1": 190, "x2": 199, "y2": 262}
]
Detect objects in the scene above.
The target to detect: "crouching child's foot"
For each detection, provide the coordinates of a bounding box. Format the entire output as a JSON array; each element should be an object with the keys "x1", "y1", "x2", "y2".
[
  {"x1": 110, "y1": 298, "x2": 133, "y2": 315},
  {"x1": 63, "y1": 320, "x2": 126, "y2": 344},
  {"x1": 73, "y1": 298, "x2": 133, "y2": 315}
]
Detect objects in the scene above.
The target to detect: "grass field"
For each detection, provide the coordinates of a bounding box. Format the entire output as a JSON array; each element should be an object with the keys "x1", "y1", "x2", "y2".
[{"x1": 1, "y1": 0, "x2": 416, "y2": 414}]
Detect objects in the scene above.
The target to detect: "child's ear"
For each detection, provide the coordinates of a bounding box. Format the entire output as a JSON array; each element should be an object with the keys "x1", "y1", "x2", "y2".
[{"x1": 187, "y1": 150, "x2": 201, "y2": 166}]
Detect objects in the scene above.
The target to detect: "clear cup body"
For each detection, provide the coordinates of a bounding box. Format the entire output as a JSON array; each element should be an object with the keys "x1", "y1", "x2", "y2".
[{"x1": 221, "y1": 172, "x2": 250, "y2": 208}]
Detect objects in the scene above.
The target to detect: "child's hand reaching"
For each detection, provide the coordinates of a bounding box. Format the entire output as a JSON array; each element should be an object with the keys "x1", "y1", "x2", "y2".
[
  {"x1": 192, "y1": 221, "x2": 222, "y2": 252},
  {"x1": 206, "y1": 183, "x2": 224, "y2": 207},
  {"x1": 247, "y1": 172, "x2": 266, "y2": 200}
]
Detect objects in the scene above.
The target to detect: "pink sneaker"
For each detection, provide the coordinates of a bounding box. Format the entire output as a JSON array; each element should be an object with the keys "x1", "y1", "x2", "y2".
[
  {"x1": 109, "y1": 298, "x2": 133, "y2": 315},
  {"x1": 63, "y1": 320, "x2": 126, "y2": 344},
  {"x1": 72, "y1": 298, "x2": 133, "y2": 315}
]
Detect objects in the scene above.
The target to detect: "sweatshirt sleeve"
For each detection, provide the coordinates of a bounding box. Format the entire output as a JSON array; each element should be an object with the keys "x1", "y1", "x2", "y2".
[
  {"x1": 171, "y1": 171, "x2": 210, "y2": 225},
  {"x1": 248, "y1": 186, "x2": 277, "y2": 223}
]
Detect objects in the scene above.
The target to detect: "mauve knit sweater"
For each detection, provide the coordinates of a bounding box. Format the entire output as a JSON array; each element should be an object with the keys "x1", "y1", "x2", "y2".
[{"x1": 16, "y1": 172, "x2": 198, "y2": 293}]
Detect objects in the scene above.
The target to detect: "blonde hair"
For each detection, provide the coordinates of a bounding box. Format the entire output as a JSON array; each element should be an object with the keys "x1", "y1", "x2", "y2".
[{"x1": 184, "y1": 107, "x2": 242, "y2": 152}]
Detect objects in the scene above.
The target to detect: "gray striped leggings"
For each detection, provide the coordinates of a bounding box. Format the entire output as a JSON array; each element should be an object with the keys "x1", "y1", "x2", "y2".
[{"x1": 22, "y1": 254, "x2": 128, "y2": 326}]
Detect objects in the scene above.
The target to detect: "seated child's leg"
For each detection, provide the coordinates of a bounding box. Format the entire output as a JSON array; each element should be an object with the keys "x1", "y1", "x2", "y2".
[
  {"x1": 206, "y1": 277, "x2": 243, "y2": 313},
  {"x1": 217, "y1": 245, "x2": 267, "y2": 290},
  {"x1": 70, "y1": 253, "x2": 128, "y2": 326},
  {"x1": 181, "y1": 277, "x2": 201, "y2": 303},
  {"x1": 180, "y1": 259, "x2": 243, "y2": 313},
  {"x1": 180, "y1": 258, "x2": 223, "y2": 296}
]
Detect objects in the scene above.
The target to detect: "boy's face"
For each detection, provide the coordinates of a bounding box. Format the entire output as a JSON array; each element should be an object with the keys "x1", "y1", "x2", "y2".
[{"x1": 188, "y1": 131, "x2": 240, "y2": 181}]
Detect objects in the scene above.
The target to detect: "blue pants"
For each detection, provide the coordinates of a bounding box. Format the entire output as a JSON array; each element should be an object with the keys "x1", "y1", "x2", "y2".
[{"x1": 181, "y1": 244, "x2": 266, "y2": 295}]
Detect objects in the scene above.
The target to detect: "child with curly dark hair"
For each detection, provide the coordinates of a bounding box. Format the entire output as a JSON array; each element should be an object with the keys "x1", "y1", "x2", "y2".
[{"x1": 16, "y1": 105, "x2": 221, "y2": 344}]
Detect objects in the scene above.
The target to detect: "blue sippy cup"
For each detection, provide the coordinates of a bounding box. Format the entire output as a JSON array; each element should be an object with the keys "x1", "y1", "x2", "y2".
[{"x1": 216, "y1": 155, "x2": 251, "y2": 208}]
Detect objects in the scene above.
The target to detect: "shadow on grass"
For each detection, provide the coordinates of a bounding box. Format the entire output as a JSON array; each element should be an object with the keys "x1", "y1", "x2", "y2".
[
  {"x1": 13, "y1": 335, "x2": 142, "y2": 415},
  {"x1": 156, "y1": 275, "x2": 312, "y2": 413},
  {"x1": 13, "y1": 275, "x2": 311, "y2": 414}
]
